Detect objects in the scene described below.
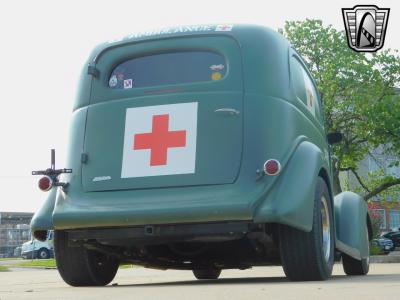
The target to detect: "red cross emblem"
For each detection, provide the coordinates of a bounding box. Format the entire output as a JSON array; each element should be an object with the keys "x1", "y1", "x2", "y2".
[
  {"x1": 215, "y1": 24, "x2": 233, "y2": 32},
  {"x1": 121, "y1": 102, "x2": 197, "y2": 178},
  {"x1": 133, "y1": 114, "x2": 187, "y2": 166}
]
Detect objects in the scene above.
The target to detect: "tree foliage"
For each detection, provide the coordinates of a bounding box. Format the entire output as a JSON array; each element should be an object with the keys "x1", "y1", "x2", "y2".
[{"x1": 279, "y1": 19, "x2": 400, "y2": 200}]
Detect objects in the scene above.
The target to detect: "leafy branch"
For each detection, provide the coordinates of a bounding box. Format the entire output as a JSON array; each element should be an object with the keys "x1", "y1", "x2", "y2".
[{"x1": 281, "y1": 19, "x2": 400, "y2": 201}]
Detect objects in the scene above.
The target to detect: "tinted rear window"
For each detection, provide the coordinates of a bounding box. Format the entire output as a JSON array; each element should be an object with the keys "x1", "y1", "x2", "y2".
[{"x1": 108, "y1": 51, "x2": 226, "y2": 89}]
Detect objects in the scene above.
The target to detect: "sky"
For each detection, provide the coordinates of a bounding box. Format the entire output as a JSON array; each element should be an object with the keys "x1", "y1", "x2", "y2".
[{"x1": 0, "y1": 0, "x2": 399, "y2": 212}]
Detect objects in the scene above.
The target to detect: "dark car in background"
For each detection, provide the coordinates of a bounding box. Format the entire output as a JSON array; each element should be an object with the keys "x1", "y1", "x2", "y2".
[
  {"x1": 382, "y1": 231, "x2": 400, "y2": 248},
  {"x1": 372, "y1": 238, "x2": 395, "y2": 254}
]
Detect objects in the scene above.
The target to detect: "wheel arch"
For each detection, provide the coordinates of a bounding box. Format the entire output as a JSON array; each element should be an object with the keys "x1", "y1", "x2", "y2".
[
  {"x1": 366, "y1": 212, "x2": 373, "y2": 240},
  {"x1": 318, "y1": 167, "x2": 336, "y2": 243},
  {"x1": 254, "y1": 141, "x2": 331, "y2": 233},
  {"x1": 318, "y1": 167, "x2": 333, "y2": 202}
]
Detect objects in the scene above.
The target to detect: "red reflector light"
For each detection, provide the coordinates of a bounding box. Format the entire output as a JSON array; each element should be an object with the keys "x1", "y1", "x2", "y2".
[
  {"x1": 38, "y1": 176, "x2": 53, "y2": 192},
  {"x1": 263, "y1": 159, "x2": 281, "y2": 176}
]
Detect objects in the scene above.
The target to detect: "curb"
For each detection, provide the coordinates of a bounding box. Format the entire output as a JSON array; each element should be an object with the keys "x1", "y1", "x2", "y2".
[
  {"x1": 6, "y1": 266, "x2": 57, "y2": 270},
  {"x1": 371, "y1": 252, "x2": 400, "y2": 263}
]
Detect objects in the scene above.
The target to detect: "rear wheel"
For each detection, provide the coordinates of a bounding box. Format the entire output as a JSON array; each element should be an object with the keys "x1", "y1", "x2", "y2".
[
  {"x1": 193, "y1": 268, "x2": 221, "y2": 280},
  {"x1": 279, "y1": 177, "x2": 334, "y2": 281},
  {"x1": 54, "y1": 230, "x2": 119, "y2": 286},
  {"x1": 342, "y1": 254, "x2": 369, "y2": 275},
  {"x1": 342, "y1": 230, "x2": 370, "y2": 275}
]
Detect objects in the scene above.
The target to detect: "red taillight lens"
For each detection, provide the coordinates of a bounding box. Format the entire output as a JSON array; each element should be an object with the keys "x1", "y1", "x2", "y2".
[
  {"x1": 263, "y1": 159, "x2": 281, "y2": 176},
  {"x1": 38, "y1": 176, "x2": 53, "y2": 192}
]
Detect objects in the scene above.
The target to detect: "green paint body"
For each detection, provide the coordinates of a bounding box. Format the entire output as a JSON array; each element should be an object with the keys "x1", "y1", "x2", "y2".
[{"x1": 31, "y1": 25, "x2": 369, "y2": 260}]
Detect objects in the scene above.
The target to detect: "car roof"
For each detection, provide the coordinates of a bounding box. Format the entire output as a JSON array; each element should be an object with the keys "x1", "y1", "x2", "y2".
[
  {"x1": 88, "y1": 24, "x2": 288, "y2": 63},
  {"x1": 81, "y1": 24, "x2": 294, "y2": 101}
]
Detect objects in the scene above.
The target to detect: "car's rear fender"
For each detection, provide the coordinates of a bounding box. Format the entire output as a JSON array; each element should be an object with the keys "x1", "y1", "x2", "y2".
[
  {"x1": 31, "y1": 107, "x2": 88, "y2": 240},
  {"x1": 253, "y1": 140, "x2": 331, "y2": 232},
  {"x1": 334, "y1": 191, "x2": 369, "y2": 260},
  {"x1": 30, "y1": 188, "x2": 56, "y2": 241}
]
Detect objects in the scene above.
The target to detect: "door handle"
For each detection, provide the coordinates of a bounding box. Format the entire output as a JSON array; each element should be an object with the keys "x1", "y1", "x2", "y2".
[{"x1": 214, "y1": 108, "x2": 240, "y2": 116}]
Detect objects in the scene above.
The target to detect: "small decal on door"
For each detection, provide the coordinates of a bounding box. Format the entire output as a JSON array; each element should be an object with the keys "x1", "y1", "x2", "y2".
[
  {"x1": 210, "y1": 64, "x2": 225, "y2": 71},
  {"x1": 211, "y1": 72, "x2": 222, "y2": 81},
  {"x1": 123, "y1": 79, "x2": 133, "y2": 89},
  {"x1": 92, "y1": 176, "x2": 112, "y2": 182},
  {"x1": 109, "y1": 75, "x2": 118, "y2": 87},
  {"x1": 215, "y1": 24, "x2": 233, "y2": 32}
]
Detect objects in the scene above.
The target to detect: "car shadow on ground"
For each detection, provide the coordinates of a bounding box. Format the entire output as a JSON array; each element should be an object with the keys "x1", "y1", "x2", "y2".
[
  {"x1": 110, "y1": 274, "x2": 399, "y2": 288},
  {"x1": 111, "y1": 276, "x2": 289, "y2": 287}
]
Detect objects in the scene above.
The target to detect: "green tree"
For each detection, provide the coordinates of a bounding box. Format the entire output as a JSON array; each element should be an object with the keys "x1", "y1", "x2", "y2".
[{"x1": 279, "y1": 19, "x2": 400, "y2": 200}]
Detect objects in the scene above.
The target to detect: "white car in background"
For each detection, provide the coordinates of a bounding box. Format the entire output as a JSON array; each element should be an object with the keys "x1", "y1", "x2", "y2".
[{"x1": 21, "y1": 231, "x2": 54, "y2": 259}]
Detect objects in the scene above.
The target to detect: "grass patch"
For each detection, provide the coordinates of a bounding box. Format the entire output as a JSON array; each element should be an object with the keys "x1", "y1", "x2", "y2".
[
  {"x1": 370, "y1": 243, "x2": 383, "y2": 256},
  {"x1": 0, "y1": 257, "x2": 22, "y2": 261},
  {"x1": 5, "y1": 259, "x2": 134, "y2": 269},
  {"x1": 119, "y1": 264, "x2": 135, "y2": 269},
  {"x1": 0, "y1": 265, "x2": 9, "y2": 272},
  {"x1": 11, "y1": 259, "x2": 56, "y2": 268}
]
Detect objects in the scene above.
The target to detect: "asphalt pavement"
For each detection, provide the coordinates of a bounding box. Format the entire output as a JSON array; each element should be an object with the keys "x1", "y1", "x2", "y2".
[
  {"x1": 0, "y1": 263, "x2": 399, "y2": 300},
  {"x1": 0, "y1": 260, "x2": 22, "y2": 266}
]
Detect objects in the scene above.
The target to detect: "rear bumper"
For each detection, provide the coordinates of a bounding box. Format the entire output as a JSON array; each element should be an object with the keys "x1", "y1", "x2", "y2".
[
  {"x1": 52, "y1": 183, "x2": 257, "y2": 230},
  {"x1": 67, "y1": 221, "x2": 253, "y2": 244}
]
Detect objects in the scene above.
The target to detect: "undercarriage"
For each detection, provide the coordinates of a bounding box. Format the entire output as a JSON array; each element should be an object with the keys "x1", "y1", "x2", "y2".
[{"x1": 64, "y1": 221, "x2": 281, "y2": 270}]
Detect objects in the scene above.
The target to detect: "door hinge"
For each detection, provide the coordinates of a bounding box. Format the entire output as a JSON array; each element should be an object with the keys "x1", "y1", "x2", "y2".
[
  {"x1": 81, "y1": 153, "x2": 89, "y2": 164},
  {"x1": 87, "y1": 64, "x2": 100, "y2": 78}
]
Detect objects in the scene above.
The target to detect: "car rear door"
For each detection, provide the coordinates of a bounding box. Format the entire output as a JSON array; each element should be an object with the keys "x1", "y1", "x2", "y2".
[{"x1": 82, "y1": 35, "x2": 243, "y2": 192}]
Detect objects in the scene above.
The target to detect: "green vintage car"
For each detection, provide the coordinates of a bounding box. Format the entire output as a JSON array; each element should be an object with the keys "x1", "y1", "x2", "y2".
[{"x1": 31, "y1": 24, "x2": 371, "y2": 285}]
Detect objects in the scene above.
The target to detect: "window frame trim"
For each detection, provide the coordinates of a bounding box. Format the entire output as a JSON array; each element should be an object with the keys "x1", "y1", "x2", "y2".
[
  {"x1": 107, "y1": 50, "x2": 228, "y2": 90},
  {"x1": 289, "y1": 51, "x2": 324, "y2": 125},
  {"x1": 389, "y1": 209, "x2": 400, "y2": 229}
]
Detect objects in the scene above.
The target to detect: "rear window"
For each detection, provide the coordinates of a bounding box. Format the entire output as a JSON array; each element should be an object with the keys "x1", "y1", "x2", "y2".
[{"x1": 108, "y1": 51, "x2": 226, "y2": 89}]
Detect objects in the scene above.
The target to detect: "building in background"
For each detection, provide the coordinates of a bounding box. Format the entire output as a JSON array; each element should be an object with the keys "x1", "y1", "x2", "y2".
[
  {"x1": 367, "y1": 149, "x2": 400, "y2": 233},
  {"x1": 0, "y1": 212, "x2": 33, "y2": 257},
  {"x1": 368, "y1": 202, "x2": 400, "y2": 232},
  {"x1": 341, "y1": 147, "x2": 400, "y2": 233}
]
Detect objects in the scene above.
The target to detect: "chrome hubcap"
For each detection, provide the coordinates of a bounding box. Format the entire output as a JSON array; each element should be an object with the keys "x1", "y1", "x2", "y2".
[{"x1": 321, "y1": 196, "x2": 331, "y2": 263}]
